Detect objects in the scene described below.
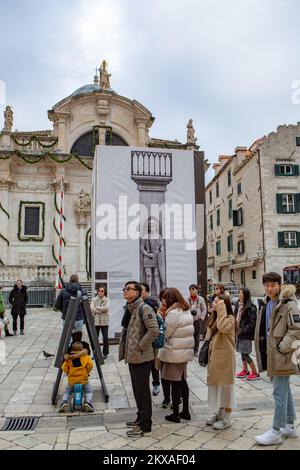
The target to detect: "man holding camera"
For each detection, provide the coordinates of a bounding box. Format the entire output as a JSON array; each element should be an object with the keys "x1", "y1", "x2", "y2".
[{"x1": 187, "y1": 284, "x2": 207, "y2": 356}]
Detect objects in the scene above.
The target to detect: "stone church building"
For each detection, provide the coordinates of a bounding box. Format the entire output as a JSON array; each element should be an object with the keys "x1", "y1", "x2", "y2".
[{"x1": 0, "y1": 62, "x2": 200, "y2": 299}]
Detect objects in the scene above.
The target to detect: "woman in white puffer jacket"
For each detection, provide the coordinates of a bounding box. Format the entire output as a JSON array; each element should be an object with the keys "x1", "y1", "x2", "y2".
[{"x1": 158, "y1": 287, "x2": 194, "y2": 423}]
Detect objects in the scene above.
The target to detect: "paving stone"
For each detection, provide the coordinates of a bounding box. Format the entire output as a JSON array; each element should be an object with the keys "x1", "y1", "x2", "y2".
[
  {"x1": 201, "y1": 437, "x2": 229, "y2": 450},
  {"x1": 69, "y1": 430, "x2": 106, "y2": 445},
  {"x1": 101, "y1": 436, "x2": 131, "y2": 449},
  {"x1": 227, "y1": 436, "x2": 256, "y2": 450},
  {"x1": 189, "y1": 430, "x2": 215, "y2": 444},
  {"x1": 31, "y1": 443, "x2": 54, "y2": 450},
  {"x1": 153, "y1": 434, "x2": 187, "y2": 450},
  {"x1": 175, "y1": 426, "x2": 202, "y2": 438},
  {"x1": 12, "y1": 436, "x2": 41, "y2": 449},
  {"x1": 174, "y1": 439, "x2": 203, "y2": 450},
  {"x1": 54, "y1": 443, "x2": 67, "y2": 450},
  {"x1": 0, "y1": 438, "x2": 14, "y2": 449}
]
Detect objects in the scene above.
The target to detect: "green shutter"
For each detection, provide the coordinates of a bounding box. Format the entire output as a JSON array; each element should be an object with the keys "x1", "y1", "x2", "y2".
[
  {"x1": 276, "y1": 194, "x2": 283, "y2": 213},
  {"x1": 296, "y1": 194, "x2": 300, "y2": 213},
  {"x1": 297, "y1": 232, "x2": 300, "y2": 247},
  {"x1": 275, "y1": 164, "x2": 280, "y2": 176},
  {"x1": 278, "y1": 232, "x2": 285, "y2": 247},
  {"x1": 233, "y1": 210, "x2": 238, "y2": 226},
  {"x1": 293, "y1": 165, "x2": 300, "y2": 176}
]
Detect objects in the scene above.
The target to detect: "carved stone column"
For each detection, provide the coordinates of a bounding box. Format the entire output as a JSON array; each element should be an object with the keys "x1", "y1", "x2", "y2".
[
  {"x1": 0, "y1": 175, "x2": 14, "y2": 265},
  {"x1": 75, "y1": 191, "x2": 91, "y2": 281}
]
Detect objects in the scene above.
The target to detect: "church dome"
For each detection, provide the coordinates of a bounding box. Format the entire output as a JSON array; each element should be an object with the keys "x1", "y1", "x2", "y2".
[{"x1": 71, "y1": 83, "x2": 115, "y2": 97}]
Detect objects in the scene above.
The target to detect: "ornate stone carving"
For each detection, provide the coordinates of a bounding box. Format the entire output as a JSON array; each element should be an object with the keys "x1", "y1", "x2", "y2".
[
  {"x1": 18, "y1": 253, "x2": 44, "y2": 265},
  {"x1": 96, "y1": 98, "x2": 109, "y2": 121},
  {"x1": 99, "y1": 60, "x2": 111, "y2": 89},
  {"x1": 16, "y1": 181, "x2": 49, "y2": 191},
  {"x1": 186, "y1": 119, "x2": 196, "y2": 144},
  {"x1": 75, "y1": 189, "x2": 91, "y2": 226},
  {"x1": 78, "y1": 189, "x2": 91, "y2": 209},
  {"x1": 0, "y1": 177, "x2": 14, "y2": 190},
  {"x1": 3, "y1": 106, "x2": 13, "y2": 132}
]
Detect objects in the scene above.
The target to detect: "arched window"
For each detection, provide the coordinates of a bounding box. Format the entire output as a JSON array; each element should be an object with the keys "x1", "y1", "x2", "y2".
[{"x1": 70, "y1": 130, "x2": 128, "y2": 156}]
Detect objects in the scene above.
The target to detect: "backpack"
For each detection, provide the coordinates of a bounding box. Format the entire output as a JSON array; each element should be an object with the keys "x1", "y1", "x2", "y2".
[{"x1": 139, "y1": 305, "x2": 165, "y2": 349}]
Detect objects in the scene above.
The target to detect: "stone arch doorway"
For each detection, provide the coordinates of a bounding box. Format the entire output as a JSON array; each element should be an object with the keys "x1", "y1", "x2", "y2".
[{"x1": 71, "y1": 129, "x2": 128, "y2": 156}]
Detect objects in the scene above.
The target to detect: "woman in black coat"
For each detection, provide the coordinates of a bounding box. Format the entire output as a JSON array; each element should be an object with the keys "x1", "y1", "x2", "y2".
[
  {"x1": 9, "y1": 280, "x2": 28, "y2": 335},
  {"x1": 234, "y1": 288, "x2": 260, "y2": 381}
]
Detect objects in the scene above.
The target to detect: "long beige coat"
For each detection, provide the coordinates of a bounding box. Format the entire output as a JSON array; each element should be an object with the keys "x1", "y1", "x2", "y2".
[
  {"x1": 90, "y1": 296, "x2": 110, "y2": 326},
  {"x1": 205, "y1": 301, "x2": 236, "y2": 386}
]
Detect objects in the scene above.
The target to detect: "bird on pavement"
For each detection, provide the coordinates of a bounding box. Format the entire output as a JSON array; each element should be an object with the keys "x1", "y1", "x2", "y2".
[{"x1": 43, "y1": 350, "x2": 55, "y2": 358}]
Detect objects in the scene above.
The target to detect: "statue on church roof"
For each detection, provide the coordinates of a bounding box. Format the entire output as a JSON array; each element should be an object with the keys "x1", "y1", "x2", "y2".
[
  {"x1": 186, "y1": 118, "x2": 196, "y2": 144},
  {"x1": 99, "y1": 60, "x2": 111, "y2": 89},
  {"x1": 3, "y1": 105, "x2": 13, "y2": 132}
]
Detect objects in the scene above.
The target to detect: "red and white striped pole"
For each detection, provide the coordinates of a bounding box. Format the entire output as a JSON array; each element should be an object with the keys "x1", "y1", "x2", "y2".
[{"x1": 57, "y1": 176, "x2": 64, "y2": 289}]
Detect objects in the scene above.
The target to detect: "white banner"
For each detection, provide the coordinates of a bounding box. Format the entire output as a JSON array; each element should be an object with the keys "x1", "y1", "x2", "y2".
[{"x1": 92, "y1": 146, "x2": 199, "y2": 337}]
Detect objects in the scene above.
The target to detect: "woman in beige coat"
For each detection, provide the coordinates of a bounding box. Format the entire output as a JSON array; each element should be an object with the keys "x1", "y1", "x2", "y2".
[
  {"x1": 90, "y1": 287, "x2": 110, "y2": 359},
  {"x1": 158, "y1": 287, "x2": 194, "y2": 423},
  {"x1": 205, "y1": 294, "x2": 236, "y2": 430}
]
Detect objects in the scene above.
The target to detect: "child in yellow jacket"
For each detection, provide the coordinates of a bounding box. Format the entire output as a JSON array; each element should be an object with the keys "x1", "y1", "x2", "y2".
[{"x1": 59, "y1": 342, "x2": 94, "y2": 412}]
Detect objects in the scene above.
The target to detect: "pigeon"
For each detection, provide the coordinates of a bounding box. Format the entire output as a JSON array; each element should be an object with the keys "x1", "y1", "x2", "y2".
[{"x1": 43, "y1": 350, "x2": 55, "y2": 358}]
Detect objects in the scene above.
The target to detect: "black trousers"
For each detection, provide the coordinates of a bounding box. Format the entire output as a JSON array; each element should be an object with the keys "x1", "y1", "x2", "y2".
[
  {"x1": 193, "y1": 318, "x2": 201, "y2": 353},
  {"x1": 12, "y1": 314, "x2": 25, "y2": 331},
  {"x1": 129, "y1": 361, "x2": 153, "y2": 432},
  {"x1": 170, "y1": 378, "x2": 189, "y2": 416},
  {"x1": 161, "y1": 378, "x2": 171, "y2": 402},
  {"x1": 95, "y1": 325, "x2": 109, "y2": 356},
  {"x1": 151, "y1": 362, "x2": 160, "y2": 386}
]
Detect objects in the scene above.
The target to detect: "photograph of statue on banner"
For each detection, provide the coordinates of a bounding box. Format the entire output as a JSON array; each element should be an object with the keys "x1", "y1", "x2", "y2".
[{"x1": 140, "y1": 217, "x2": 166, "y2": 299}]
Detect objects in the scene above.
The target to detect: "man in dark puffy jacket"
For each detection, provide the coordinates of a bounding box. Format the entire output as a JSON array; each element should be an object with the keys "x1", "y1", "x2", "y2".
[
  {"x1": 54, "y1": 274, "x2": 86, "y2": 332},
  {"x1": 9, "y1": 280, "x2": 28, "y2": 335}
]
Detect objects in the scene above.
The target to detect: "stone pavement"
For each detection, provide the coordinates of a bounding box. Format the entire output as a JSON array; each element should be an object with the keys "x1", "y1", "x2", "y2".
[{"x1": 0, "y1": 308, "x2": 300, "y2": 450}]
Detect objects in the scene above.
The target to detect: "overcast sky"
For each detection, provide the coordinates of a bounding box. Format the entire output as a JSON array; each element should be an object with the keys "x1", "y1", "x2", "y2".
[{"x1": 1, "y1": 0, "x2": 300, "y2": 181}]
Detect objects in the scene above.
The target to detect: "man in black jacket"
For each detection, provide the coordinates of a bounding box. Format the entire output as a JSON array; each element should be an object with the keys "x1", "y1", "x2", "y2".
[
  {"x1": 54, "y1": 274, "x2": 86, "y2": 332},
  {"x1": 9, "y1": 280, "x2": 28, "y2": 335}
]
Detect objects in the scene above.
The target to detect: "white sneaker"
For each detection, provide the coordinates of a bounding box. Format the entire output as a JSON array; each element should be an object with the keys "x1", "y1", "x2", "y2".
[
  {"x1": 280, "y1": 426, "x2": 298, "y2": 438},
  {"x1": 213, "y1": 419, "x2": 232, "y2": 430},
  {"x1": 206, "y1": 413, "x2": 218, "y2": 426},
  {"x1": 255, "y1": 429, "x2": 283, "y2": 446}
]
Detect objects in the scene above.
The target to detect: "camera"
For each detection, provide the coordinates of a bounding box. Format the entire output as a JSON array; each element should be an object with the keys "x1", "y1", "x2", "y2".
[{"x1": 191, "y1": 309, "x2": 197, "y2": 316}]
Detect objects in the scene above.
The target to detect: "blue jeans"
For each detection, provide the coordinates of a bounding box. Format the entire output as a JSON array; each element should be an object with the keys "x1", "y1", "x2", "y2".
[
  {"x1": 62, "y1": 319, "x2": 84, "y2": 332},
  {"x1": 63, "y1": 382, "x2": 93, "y2": 403},
  {"x1": 273, "y1": 376, "x2": 297, "y2": 430}
]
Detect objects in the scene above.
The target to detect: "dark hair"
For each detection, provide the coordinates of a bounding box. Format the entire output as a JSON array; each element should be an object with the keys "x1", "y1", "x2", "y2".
[
  {"x1": 70, "y1": 274, "x2": 79, "y2": 283},
  {"x1": 72, "y1": 331, "x2": 82, "y2": 342},
  {"x1": 159, "y1": 288, "x2": 167, "y2": 302},
  {"x1": 140, "y1": 283, "x2": 150, "y2": 293},
  {"x1": 163, "y1": 287, "x2": 189, "y2": 311},
  {"x1": 189, "y1": 284, "x2": 198, "y2": 290},
  {"x1": 215, "y1": 283, "x2": 225, "y2": 293},
  {"x1": 98, "y1": 286, "x2": 107, "y2": 296},
  {"x1": 125, "y1": 281, "x2": 142, "y2": 297},
  {"x1": 262, "y1": 272, "x2": 282, "y2": 285},
  {"x1": 239, "y1": 287, "x2": 251, "y2": 305}
]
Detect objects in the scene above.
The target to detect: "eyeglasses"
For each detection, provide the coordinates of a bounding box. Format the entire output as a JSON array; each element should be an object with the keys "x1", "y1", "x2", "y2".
[
  {"x1": 98, "y1": 289, "x2": 105, "y2": 292},
  {"x1": 123, "y1": 287, "x2": 138, "y2": 293}
]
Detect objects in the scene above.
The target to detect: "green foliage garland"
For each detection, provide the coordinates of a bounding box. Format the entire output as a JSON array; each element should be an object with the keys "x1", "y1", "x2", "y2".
[
  {"x1": 11, "y1": 135, "x2": 58, "y2": 148},
  {"x1": 0, "y1": 233, "x2": 9, "y2": 245},
  {"x1": 85, "y1": 227, "x2": 91, "y2": 280},
  {"x1": 0, "y1": 150, "x2": 93, "y2": 170},
  {"x1": 54, "y1": 193, "x2": 66, "y2": 222},
  {"x1": 53, "y1": 218, "x2": 66, "y2": 246},
  {"x1": 0, "y1": 202, "x2": 10, "y2": 219}
]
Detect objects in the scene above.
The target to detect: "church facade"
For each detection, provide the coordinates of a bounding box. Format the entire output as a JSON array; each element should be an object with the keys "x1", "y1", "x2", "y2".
[{"x1": 0, "y1": 62, "x2": 201, "y2": 292}]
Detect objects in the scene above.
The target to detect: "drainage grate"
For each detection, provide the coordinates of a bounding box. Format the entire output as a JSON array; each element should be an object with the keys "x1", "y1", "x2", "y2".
[{"x1": 2, "y1": 417, "x2": 39, "y2": 431}]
